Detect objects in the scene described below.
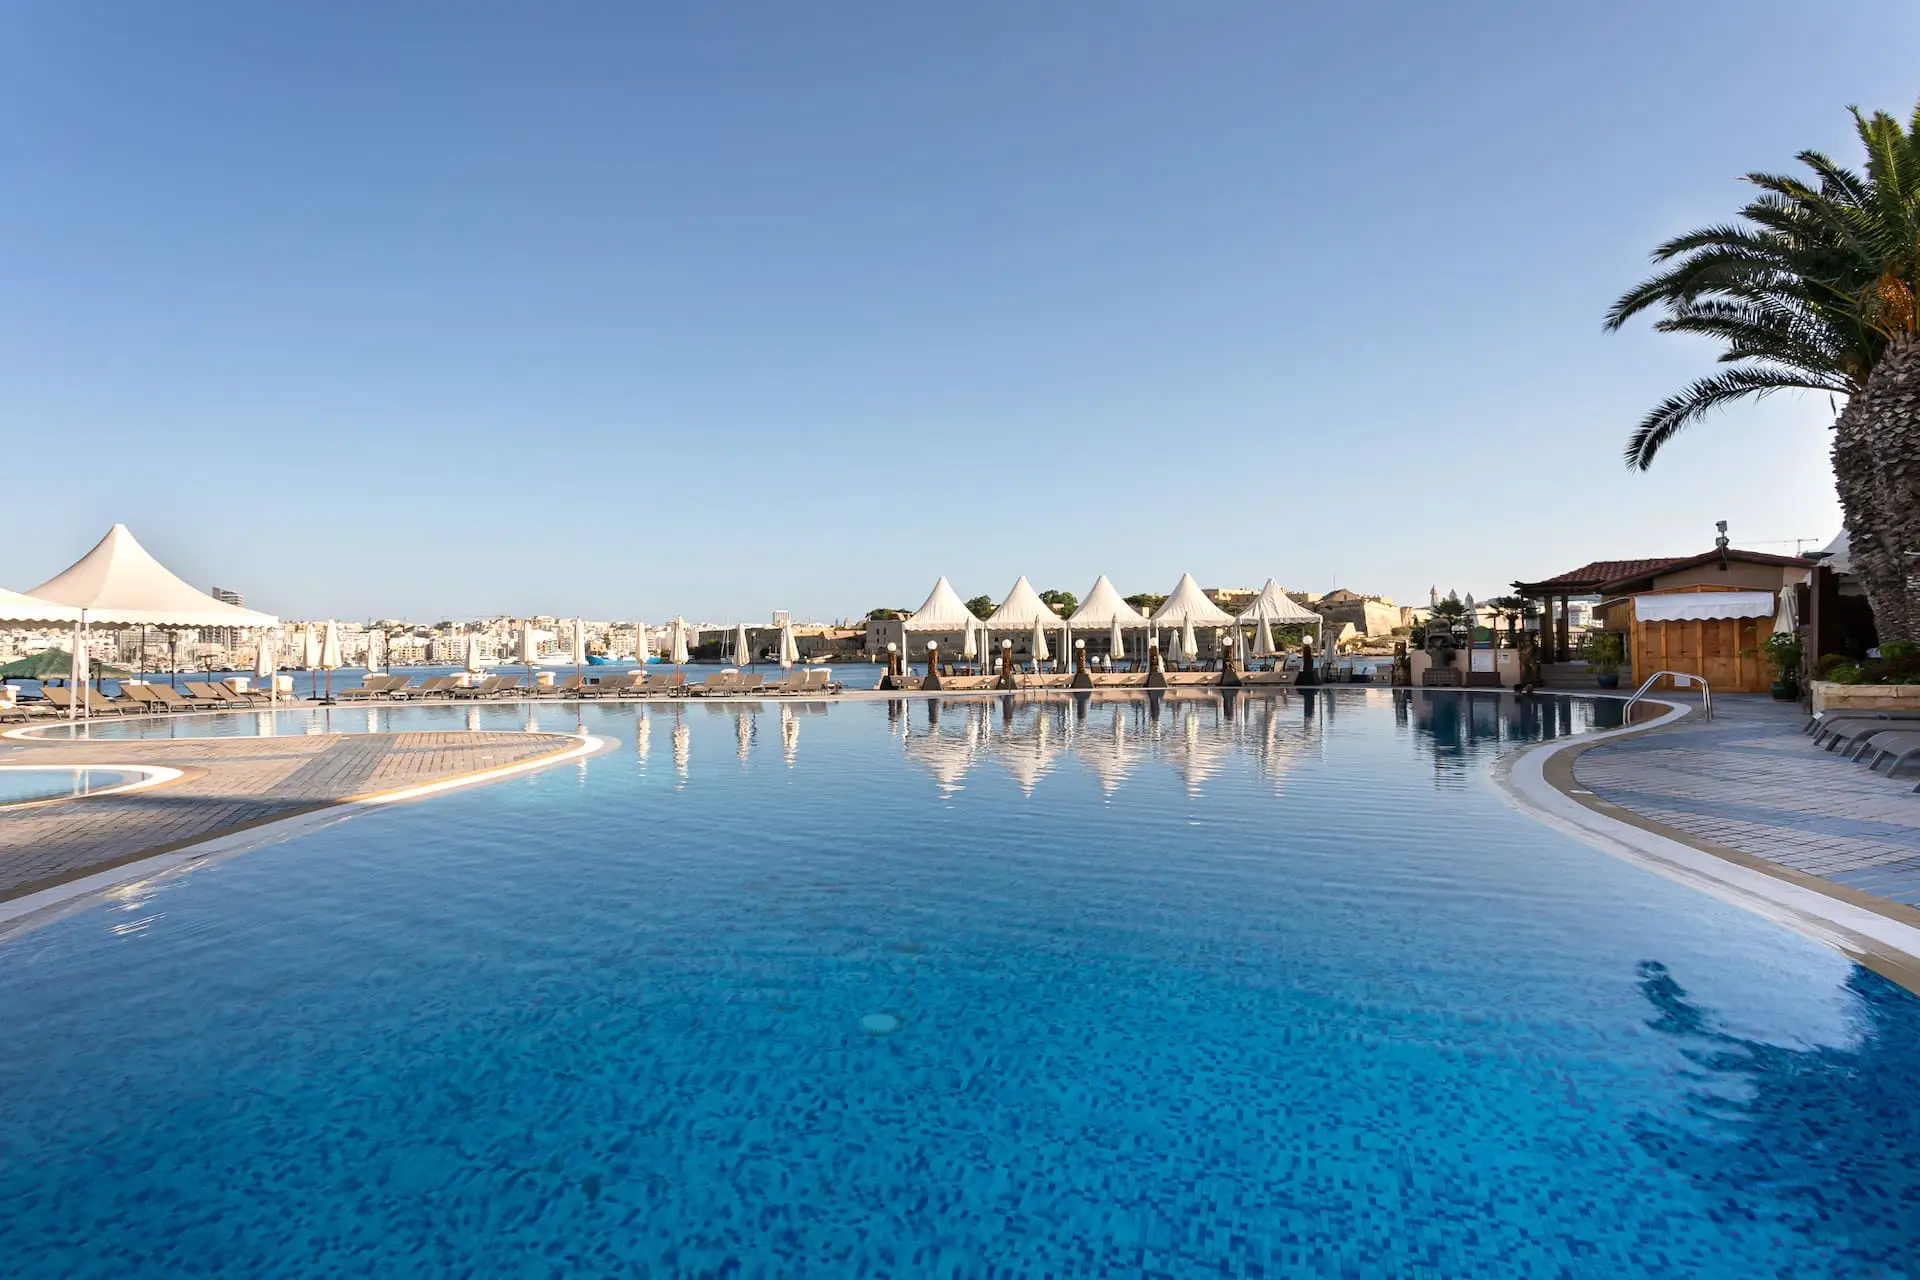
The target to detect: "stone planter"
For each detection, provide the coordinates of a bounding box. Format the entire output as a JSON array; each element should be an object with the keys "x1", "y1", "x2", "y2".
[{"x1": 1807, "y1": 681, "x2": 1920, "y2": 714}]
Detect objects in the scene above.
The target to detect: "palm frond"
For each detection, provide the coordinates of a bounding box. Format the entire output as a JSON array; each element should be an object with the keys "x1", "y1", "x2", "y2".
[{"x1": 1624, "y1": 366, "x2": 1832, "y2": 470}]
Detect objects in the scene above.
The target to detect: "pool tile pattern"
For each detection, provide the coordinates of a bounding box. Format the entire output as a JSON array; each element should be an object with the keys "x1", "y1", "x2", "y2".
[
  {"x1": 0, "y1": 730, "x2": 573, "y2": 900},
  {"x1": 1573, "y1": 696, "x2": 1920, "y2": 908}
]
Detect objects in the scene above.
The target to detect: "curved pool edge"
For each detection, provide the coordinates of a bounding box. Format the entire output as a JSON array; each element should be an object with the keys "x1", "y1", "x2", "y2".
[
  {"x1": 1494, "y1": 703, "x2": 1920, "y2": 995},
  {"x1": 0, "y1": 764, "x2": 185, "y2": 811},
  {"x1": 0, "y1": 732, "x2": 609, "y2": 944}
]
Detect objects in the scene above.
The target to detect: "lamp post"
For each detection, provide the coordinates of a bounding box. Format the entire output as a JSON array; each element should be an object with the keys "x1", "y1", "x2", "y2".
[
  {"x1": 923, "y1": 639, "x2": 942, "y2": 691},
  {"x1": 880, "y1": 641, "x2": 900, "y2": 691},
  {"x1": 1070, "y1": 638, "x2": 1092, "y2": 690},
  {"x1": 996, "y1": 638, "x2": 1016, "y2": 690},
  {"x1": 1220, "y1": 631, "x2": 1242, "y2": 687}
]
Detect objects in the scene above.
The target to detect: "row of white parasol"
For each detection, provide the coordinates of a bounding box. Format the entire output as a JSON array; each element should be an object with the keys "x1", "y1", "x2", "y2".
[{"x1": 897, "y1": 573, "x2": 1323, "y2": 667}]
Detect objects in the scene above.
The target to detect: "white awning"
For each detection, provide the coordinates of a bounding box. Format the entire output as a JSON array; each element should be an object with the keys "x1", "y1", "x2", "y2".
[
  {"x1": 902, "y1": 576, "x2": 979, "y2": 631},
  {"x1": 28, "y1": 524, "x2": 279, "y2": 628},
  {"x1": 984, "y1": 576, "x2": 1060, "y2": 630},
  {"x1": 1150, "y1": 573, "x2": 1234, "y2": 627},
  {"x1": 1633, "y1": 591, "x2": 1779, "y2": 622},
  {"x1": 0, "y1": 587, "x2": 82, "y2": 626},
  {"x1": 1068, "y1": 574, "x2": 1147, "y2": 628},
  {"x1": 1234, "y1": 578, "x2": 1320, "y2": 624}
]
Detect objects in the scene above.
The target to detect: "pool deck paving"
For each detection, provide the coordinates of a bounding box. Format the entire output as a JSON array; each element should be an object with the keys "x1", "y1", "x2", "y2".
[
  {"x1": 1569, "y1": 694, "x2": 1920, "y2": 912},
  {"x1": 0, "y1": 729, "x2": 577, "y2": 904}
]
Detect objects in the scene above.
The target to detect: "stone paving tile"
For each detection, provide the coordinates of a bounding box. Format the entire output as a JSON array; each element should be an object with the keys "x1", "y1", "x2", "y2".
[
  {"x1": 0, "y1": 729, "x2": 573, "y2": 901},
  {"x1": 1573, "y1": 695, "x2": 1920, "y2": 909}
]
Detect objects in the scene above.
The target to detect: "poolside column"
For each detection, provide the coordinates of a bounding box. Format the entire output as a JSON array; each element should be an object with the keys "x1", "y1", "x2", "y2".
[
  {"x1": 922, "y1": 640, "x2": 943, "y2": 691},
  {"x1": 1070, "y1": 639, "x2": 1092, "y2": 690},
  {"x1": 995, "y1": 639, "x2": 1017, "y2": 690}
]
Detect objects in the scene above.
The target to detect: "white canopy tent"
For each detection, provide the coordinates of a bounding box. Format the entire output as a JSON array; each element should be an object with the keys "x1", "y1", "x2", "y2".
[
  {"x1": 901, "y1": 577, "x2": 978, "y2": 633},
  {"x1": 986, "y1": 576, "x2": 1068, "y2": 667},
  {"x1": 0, "y1": 587, "x2": 81, "y2": 626},
  {"x1": 1069, "y1": 575, "x2": 1147, "y2": 667},
  {"x1": 26, "y1": 524, "x2": 278, "y2": 720},
  {"x1": 28, "y1": 524, "x2": 278, "y2": 629},
  {"x1": 1234, "y1": 579, "x2": 1320, "y2": 625},
  {"x1": 1149, "y1": 574, "x2": 1234, "y2": 628}
]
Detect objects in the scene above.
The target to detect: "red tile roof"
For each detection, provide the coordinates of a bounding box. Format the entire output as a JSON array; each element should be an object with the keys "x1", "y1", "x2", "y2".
[
  {"x1": 1514, "y1": 558, "x2": 1682, "y2": 592},
  {"x1": 1595, "y1": 548, "x2": 1813, "y2": 592}
]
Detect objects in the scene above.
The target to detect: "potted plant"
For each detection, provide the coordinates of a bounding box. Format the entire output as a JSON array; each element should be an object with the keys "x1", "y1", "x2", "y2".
[
  {"x1": 1583, "y1": 632, "x2": 1624, "y2": 689},
  {"x1": 1760, "y1": 633, "x2": 1802, "y2": 701}
]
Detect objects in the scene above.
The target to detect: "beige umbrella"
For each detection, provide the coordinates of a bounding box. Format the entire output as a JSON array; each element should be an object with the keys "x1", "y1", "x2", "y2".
[
  {"x1": 519, "y1": 620, "x2": 539, "y2": 692},
  {"x1": 302, "y1": 623, "x2": 321, "y2": 671},
  {"x1": 733, "y1": 621, "x2": 753, "y2": 670},
  {"x1": 571, "y1": 617, "x2": 588, "y2": 688},
  {"x1": 1180, "y1": 617, "x2": 1198, "y2": 663},
  {"x1": 778, "y1": 618, "x2": 799, "y2": 668},
  {"x1": 68, "y1": 622, "x2": 88, "y2": 722},
  {"x1": 319, "y1": 620, "x2": 343, "y2": 702},
  {"x1": 255, "y1": 632, "x2": 278, "y2": 706},
  {"x1": 633, "y1": 620, "x2": 649, "y2": 663},
  {"x1": 669, "y1": 618, "x2": 690, "y2": 667},
  {"x1": 1030, "y1": 617, "x2": 1050, "y2": 672},
  {"x1": 465, "y1": 631, "x2": 485, "y2": 676}
]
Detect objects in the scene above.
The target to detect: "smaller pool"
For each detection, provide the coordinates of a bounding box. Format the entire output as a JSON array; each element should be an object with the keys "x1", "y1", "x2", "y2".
[{"x1": 0, "y1": 767, "x2": 146, "y2": 808}]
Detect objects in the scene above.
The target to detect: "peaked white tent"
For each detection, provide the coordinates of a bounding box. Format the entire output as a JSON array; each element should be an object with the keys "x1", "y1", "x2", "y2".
[
  {"x1": 901, "y1": 577, "x2": 978, "y2": 632},
  {"x1": 1234, "y1": 579, "x2": 1320, "y2": 625},
  {"x1": 28, "y1": 524, "x2": 278, "y2": 628},
  {"x1": 1149, "y1": 574, "x2": 1235, "y2": 628},
  {"x1": 984, "y1": 576, "x2": 1059, "y2": 630},
  {"x1": 0, "y1": 587, "x2": 80, "y2": 625},
  {"x1": 1069, "y1": 575, "x2": 1146, "y2": 667}
]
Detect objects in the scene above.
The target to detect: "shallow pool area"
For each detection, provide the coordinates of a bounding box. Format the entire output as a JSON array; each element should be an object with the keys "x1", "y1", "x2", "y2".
[
  {"x1": 1, "y1": 690, "x2": 1915, "y2": 1277},
  {"x1": 0, "y1": 766, "x2": 145, "y2": 808}
]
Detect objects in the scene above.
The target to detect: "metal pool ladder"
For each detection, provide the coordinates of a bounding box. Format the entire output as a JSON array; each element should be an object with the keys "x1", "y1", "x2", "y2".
[{"x1": 1623, "y1": 670, "x2": 1712, "y2": 720}]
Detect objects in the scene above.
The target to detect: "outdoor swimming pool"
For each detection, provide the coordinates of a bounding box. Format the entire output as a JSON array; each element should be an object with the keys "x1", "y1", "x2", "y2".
[
  {"x1": 0, "y1": 766, "x2": 144, "y2": 808},
  {"x1": 1, "y1": 690, "x2": 1915, "y2": 1276}
]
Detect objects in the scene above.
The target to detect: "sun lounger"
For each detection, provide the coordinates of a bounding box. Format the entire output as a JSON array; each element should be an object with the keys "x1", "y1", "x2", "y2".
[
  {"x1": 184, "y1": 681, "x2": 248, "y2": 708},
  {"x1": 214, "y1": 679, "x2": 273, "y2": 706},
  {"x1": 1862, "y1": 732, "x2": 1920, "y2": 775},
  {"x1": 692, "y1": 671, "x2": 740, "y2": 697},
  {"x1": 1816, "y1": 718, "x2": 1920, "y2": 752},
  {"x1": 1810, "y1": 711, "x2": 1920, "y2": 747},
  {"x1": 114, "y1": 684, "x2": 172, "y2": 713},
  {"x1": 583, "y1": 672, "x2": 640, "y2": 697},
  {"x1": 337, "y1": 674, "x2": 400, "y2": 701},
  {"x1": 733, "y1": 673, "x2": 765, "y2": 695},
  {"x1": 450, "y1": 675, "x2": 506, "y2": 700},
  {"x1": 539, "y1": 675, "x2": 586, "y2": 698},
  {"x1": 136, "y1": 684, "x2": 194, "y2": 712},
  {"x1": 398, "y1": 676, "x2": 458, "y2": 700}
]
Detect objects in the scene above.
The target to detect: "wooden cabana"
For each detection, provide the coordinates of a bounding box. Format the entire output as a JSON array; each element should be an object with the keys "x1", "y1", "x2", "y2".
[{"x1": 1512, "y1": 559, "x2": 1680, "y2": 662}]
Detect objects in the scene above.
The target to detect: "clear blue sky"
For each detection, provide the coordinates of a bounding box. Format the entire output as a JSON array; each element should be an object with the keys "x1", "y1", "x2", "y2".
[{"x1": 4, "y1": 2, "x2": 1915, "y2": 622}]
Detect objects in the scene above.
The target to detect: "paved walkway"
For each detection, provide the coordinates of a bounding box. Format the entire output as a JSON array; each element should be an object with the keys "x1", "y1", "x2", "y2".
[
  {"x1": 0, "y1": 730, "x2": 575, "y2": 902},
  {"x1": 1573, "y1": 695, "x2": 1920, "y2": 910}
]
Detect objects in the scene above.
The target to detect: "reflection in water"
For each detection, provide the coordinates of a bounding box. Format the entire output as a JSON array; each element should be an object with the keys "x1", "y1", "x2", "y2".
[
  {"x1": 735, "y1": 707, "x2": 754, "y2": 765},
  {"x1": 1632, "y1": 961, "x2": 1920, "y2": 1270},
  {"x1": 671, "y1": 718, "x2": 690, "y2": 785},
  {"x1": 780, "y1": 704, "x2": 798, "y2": 767},
  {"x1": 634, "y1": 712, "x2": 650, "y2": 768}
]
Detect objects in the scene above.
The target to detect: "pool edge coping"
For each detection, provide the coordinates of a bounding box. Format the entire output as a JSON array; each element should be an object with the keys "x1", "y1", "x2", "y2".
[
  {"x1": 0, "y1": 731, "x2": 609, "y2": 942},
  {"x1": 1494, "y1": 704, "x2": 1920, "y2": 996}
]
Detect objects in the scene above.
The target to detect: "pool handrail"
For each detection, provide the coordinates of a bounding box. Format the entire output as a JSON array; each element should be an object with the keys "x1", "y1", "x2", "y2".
[{"x1": 1623, "y1": 670, "x2": 1712, "y2": 720}]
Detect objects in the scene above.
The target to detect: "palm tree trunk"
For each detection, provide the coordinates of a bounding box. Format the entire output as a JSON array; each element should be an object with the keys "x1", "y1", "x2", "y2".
[
  {"x1": 1832, "y1": 399, "x2": 1909, "y2": 644},
  {"x1": 1847, "y1": 336, "x2": 1920, "y2": 644}
]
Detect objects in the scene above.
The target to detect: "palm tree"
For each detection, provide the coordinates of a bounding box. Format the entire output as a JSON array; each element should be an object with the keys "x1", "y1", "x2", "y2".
[{"x1": 1606, "y1": 103, "x2": 1920, "y2": 641}]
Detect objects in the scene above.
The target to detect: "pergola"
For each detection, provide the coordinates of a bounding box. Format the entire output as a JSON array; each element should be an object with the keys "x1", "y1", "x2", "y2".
[{"x1": 1511, "y1": 558, "x2": 1679, "y2": 663}]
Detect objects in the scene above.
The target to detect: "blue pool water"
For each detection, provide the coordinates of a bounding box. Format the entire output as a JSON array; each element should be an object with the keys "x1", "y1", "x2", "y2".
[
  {"x1": 0, "y1": 767, "x2": 142, "y2": 807},
  {"x1": 1, "y1": 690, "x2": 1916, "y2": 1277}
]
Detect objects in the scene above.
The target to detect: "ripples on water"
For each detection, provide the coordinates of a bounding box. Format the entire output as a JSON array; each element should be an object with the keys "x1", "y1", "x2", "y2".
[{"x1": 0, "y1": 690, "x2": 1915, "y2": 1278}]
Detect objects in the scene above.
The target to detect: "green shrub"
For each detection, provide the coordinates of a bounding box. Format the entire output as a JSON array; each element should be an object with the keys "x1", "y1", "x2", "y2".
[{"x1": 1829, "y1": 664, "x2": 1864, "y2": 685}]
